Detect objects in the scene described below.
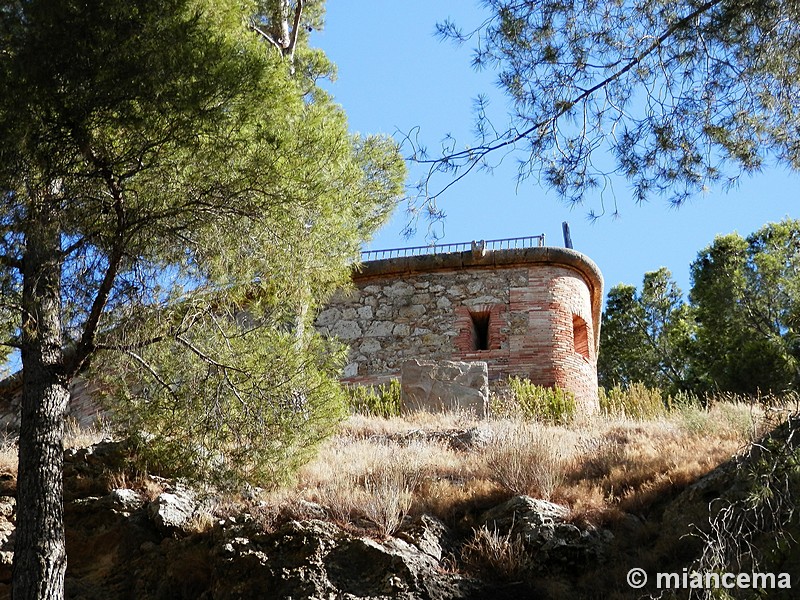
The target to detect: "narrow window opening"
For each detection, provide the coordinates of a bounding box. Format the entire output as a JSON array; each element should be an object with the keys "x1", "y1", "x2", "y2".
[
  {"x1": 470, "y1": 310, "x2": 491, "y2": 351},
  {"x1": 573, "y1": 315, "x2": 590, "y2": 359}
]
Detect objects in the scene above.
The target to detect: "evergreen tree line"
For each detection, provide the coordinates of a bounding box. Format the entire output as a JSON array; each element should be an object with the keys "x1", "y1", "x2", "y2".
[{"x1": 599, "y1": 219, "x2": 800, "y2": 397}]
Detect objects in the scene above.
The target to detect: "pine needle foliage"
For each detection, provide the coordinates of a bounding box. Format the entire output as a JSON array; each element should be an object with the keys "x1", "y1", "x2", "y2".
[
  {"x1": 417, "y1": 0, "x2": 800, "y2": 211},
  {"x1": 345, "y1": 380, "x2": 402, "y2": 418},
  {"x1": 0, "y1": 1, "x2": 405, "y2": 594}
]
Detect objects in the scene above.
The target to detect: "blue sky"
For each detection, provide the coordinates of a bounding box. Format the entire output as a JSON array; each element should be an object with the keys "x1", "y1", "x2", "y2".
[{"x1": 316, "y1": 1, "x2": 799, "y2": 300}]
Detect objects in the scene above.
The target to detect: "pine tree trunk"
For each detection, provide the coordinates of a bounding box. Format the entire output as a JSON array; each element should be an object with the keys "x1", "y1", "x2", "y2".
[{"x1": 12, "y1": 199, "x2": 68, "y2": 600}]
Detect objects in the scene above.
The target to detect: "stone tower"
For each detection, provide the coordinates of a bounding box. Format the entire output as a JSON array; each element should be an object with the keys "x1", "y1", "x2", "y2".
[{"x1": 315, "y1": 243, "x2": 603, "y2": 413}]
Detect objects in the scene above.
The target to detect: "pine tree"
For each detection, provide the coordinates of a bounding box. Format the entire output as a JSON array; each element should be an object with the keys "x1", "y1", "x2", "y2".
[
  {"x1": 418, "y1": 0, "x2": 800, "y2": 210},
  {"x1": 599, "y1": 268, "x2": 692, "y2": 392},
  {"x1": 0, "y1": 1, "x2": 404, "y2": 597},
  {"x1": 690, "y1": 220, "x2": 800, "y2": 393}
]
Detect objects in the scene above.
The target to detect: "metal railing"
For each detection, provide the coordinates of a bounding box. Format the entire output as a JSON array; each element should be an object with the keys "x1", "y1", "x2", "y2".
[{"x1": 360, "y1": 234, "x2": 545, "y2": 262}]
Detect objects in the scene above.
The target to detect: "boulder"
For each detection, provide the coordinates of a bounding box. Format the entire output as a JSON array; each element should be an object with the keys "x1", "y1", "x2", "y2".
[
  {"x1": 147, "y1": 487, "x2": 197, "y2": 534},
  {"x1": 479, "y1": 495, "x2": 612, "y2": 568},
  {"x1": 449, "y1": 426, "x2": 493, "y2": 451},
  {"x1": 401, "y1": 359, "x2": 489, "y2": 418},
  {"x1": 397, "y1": 514, "x2": 454, "y2": 562},
  {"x1": 213, "y1": 519, "x2": 478, "y2": 600},
  {"x1": 99, "y1": 488, "x2": 144, "y2": 514}
]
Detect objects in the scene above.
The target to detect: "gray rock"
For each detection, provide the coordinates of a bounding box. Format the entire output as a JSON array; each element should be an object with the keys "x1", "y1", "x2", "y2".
[
  {"x1": 385, "y1": 281, "x2": 415, "y2": 298},
  {"x1": 360, "y1": 338, "x2": 382, "y2": 353},
  {"x1": 331, "y1": 320, "x2": 362, "y2": 340},
  {"x1": 393, "y1": 323, "x2": 411, "y2": 337},
  {"x1": 147, "y1": 488, "x2": 197, "y2": 534},
  {"x1": 64, "y1": 440, "x2": 126, "y2": 474},
  {"x1": 315, "y1": 307, "x2": 342, "y2": 327},
  {"x1": 375, "y1": 304, "x2": 394, "y2": 318},
  {"x1": 0, "y1": 497, "x2": 14, "y2": 519},
  {"x1": 449, "y1": 426, "x2": 493, "y2": 451},
  {"x1": 326, "y1": 535, "x2": 439, "y2": 596},
  {"x1": 397, "y1": 514, "x2": 453, "y2": 561},
  {"x1": 343, "y1": 362, "x2": 360, "y2": 377},
  {"x1": 365, "y1": 320, "x2": 395, "y2": 337},
  {"x1": 480, "y1": 495, "x2": 612, "y2": 567},
  {"x1": 401, "y1": 359, "x2": 489, "y2": 418},
  {"x1": 99, "y1": 488, "x2": 144, "y2": 513},
  {"x1": 435, "y1": 296, "x2": 452, "y2": 309},
  {"x1": 292, "y1": 499, "x2": 329, "y2": 521},
  {"x1": 398, "y1": 304, "x2": 426, "y2": 319},
  {"x1": 211, "y1": 518, "x2": 478, "y2": 599}
]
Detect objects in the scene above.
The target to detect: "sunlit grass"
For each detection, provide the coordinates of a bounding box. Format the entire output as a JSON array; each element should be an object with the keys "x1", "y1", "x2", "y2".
[{"x1": 285, "y1": 396, "x2": 775, "y2": 533}]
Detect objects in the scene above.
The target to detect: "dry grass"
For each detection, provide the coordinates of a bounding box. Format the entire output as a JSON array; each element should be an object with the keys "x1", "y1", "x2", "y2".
[
  {"x1": 297, "y1": 434, "x2": 475, "y2": 535},
  {"x1": 0, "y1": 434, "x2": 16, "y2": 473},
  {"x1": 555, "y1": 402, "x2": 759, "y2": 523},
  {"x1": 103, "y1": 470, "x2": 164, "y2": 501},
  {"x1": 0, "y1": 432, "x2": 17, "y2": 496},
  {"x1": 284, "y1": 399, "x2": 768, "y2": 534},
  {"x1": 63, "y1": 417, "x2": 112, "y2": 449},
  {"x1": 0, "y1": 394, "x2": 771, "y2": 600},
  {"x1": 0, "y1": 396, "x2": 771, "y2": 548},
  {"x1": 461, "y1": 524, "x2": 531, "y2": 580},
  {"x1": 362, "y1": 457, "x2": 417, "y2": 536},
  {"x1": 484, "y1": 420, "x2": 574, "y2": 500}
]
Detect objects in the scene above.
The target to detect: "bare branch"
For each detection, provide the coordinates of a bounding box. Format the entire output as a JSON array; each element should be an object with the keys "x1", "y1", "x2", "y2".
[
  {"x1": 286, "y1": 0, "x2": 304, "y2": 64},
  {"x1": 94, "y1": 333, "x2": 167, "y2": 353},
  {"x1": 125, "y1": 350, "x2": 181, "y2": 405},
  {"x1": 66, "y1": 149, "x2": 129, "y2": 377},
  {"x1": 249, "y1": 20, "x2": 283, "y2": 54},
  {"x1": 175, "y1": 334, "x2": 247, "y2": 374}
]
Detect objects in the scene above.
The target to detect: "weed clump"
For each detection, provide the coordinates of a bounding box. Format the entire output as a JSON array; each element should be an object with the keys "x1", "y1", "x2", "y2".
[
  {"x1": 461, "y1": 525, "x2": 531, "y2": 580},
  {"x1": 345, "y1": 380, "x2": 401, "y2": 418},
  {"x1": 484, "y1": 421, "x2": 570, "y2": 500},
  {"x1": 598, "y1": 382, "x2": 666, "y2": 419},
  {"x1": 495, "y1": 377, "x2": 576, "y2": 424}
]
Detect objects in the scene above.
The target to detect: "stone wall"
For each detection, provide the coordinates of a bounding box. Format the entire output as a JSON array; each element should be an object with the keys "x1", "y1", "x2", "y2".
[{"x1": 315, "y1": 247, "x2": 603, "y2": 413}]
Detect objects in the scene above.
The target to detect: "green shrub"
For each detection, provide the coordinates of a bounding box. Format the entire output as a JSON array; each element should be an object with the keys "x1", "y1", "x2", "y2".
[
  {"x1": 98, "y1": 328, "x2": 348, "y2": 489},
  {"x1": 502, "y1": 377, "x2": 576, "y2": 425},
  {"x1": 345, "y1": 380, "x2": 401, "y2": 418},
  {"x1": 674, "y1": 404, "x2": 713, "y2": 435},
  {"x1": 674, "y1": 396, "x2": 760, "y2": 438},
  {"x1": 598, "y1": 382, "x2": 666, "y2": 420}
]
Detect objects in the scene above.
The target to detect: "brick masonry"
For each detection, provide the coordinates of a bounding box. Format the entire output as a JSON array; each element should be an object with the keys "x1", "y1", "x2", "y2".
[{"x1": 316, "y1": 247, "x2": 603, "y2": 413}]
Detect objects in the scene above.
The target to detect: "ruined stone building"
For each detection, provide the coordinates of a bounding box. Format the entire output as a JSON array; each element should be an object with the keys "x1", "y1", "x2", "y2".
[{"x1": 314, "y1": 237, "x2": 604, "y2": 413}]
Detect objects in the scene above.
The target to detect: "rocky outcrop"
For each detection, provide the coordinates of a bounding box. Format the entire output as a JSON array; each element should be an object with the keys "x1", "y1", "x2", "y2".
[
  {"x1": 213, "y1": 518, "x2": 477, "y2": 600},
  {"x1": 377, "y1": 426, "x2": 493, "y2": 452},
  {"x1": 0, "y1": 439, "x2": 626, "y2": 600},
  {"x1": 401, "y1": 359, "x2": 489, "y2": 418},
  {"x1": 147, "y1": 486, "x2": 198, "y2": 535},
  {"x1": 479, "y1": 495, "x2": 613, "y2": 568},
  {"x1": 12, "y1": 423, "x2": 795, "y2": 600}
]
